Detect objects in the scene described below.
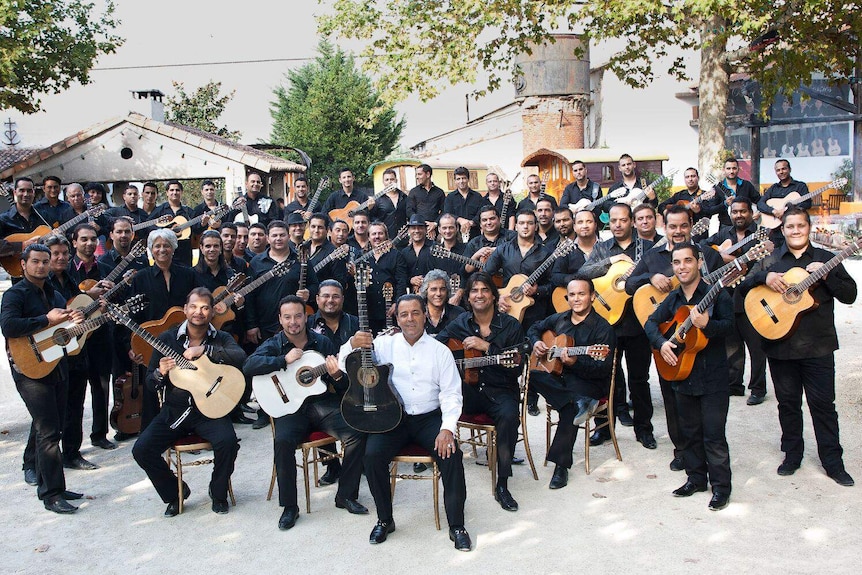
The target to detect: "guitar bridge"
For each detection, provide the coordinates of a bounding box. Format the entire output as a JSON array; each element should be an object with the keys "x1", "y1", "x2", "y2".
[
  {"x1": 759, "y1": 299, "x2": 779, "y2": 324},
  {"x1": 363, "y1": 405, "x2": 378, "y2": 412}
]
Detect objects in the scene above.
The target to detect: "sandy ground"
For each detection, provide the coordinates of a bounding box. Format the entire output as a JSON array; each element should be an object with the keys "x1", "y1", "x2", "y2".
[{"x1": 1, "y1": 263, "x2": 861, "y2": 575}]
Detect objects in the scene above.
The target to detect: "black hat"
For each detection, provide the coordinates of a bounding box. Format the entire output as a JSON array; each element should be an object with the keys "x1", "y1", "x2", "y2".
[
  {"x1": 407, "y1": 214, "x2": 426, "y2": 227},
  {"x1": 286, "y1": 212, "x2": 306, "y2": 226}
]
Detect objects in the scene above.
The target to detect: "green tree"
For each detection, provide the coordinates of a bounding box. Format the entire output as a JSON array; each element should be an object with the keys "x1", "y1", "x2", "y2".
[
  {"x1": 164, "y1": 80, "x2": 241, "y2": 141},
  {"x1": 0, "y1": 0, "x2": 123, "y2": 113},
  {"x1": 318, "y1": 1, "x2": 860, "y2": 177},
  {"x1": 269, "y1": 39, "x2": 404, "y2": 189}
]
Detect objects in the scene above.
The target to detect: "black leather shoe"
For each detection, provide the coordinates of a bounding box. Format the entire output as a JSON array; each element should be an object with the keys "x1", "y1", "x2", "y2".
[
  {"x1": 494, "y1": 485, "x2": 518, "y2": 511},
  {"x1": 251, "y1": 413, "x2": 270, "y2": 429},
  {"x1": 449, "y1": 526, "x2": 472, "y2": 551},
  {"x1": 24, "y1": 468, "x2": 37, "y2": 486},
  {"x1": 573, "y1": 398, "x2": 599, "y2": 426},
  {"x1": 413, "y1": 462, "x2": 428, "y2": 473},
  {"x1": 369, "y1": 520, "x2": 395, "y2": 544},
  {"x1": 335, "y1": 497, "x2": 369, "y2": 515},
  {"x1": 729, "y1": 387, "x2": 746, "y2": 396},
  {"x1": 278, "y1": 506, "x2": 299, "y2": 530},
  {"x1": 230, "y1": 413, "x2": 255, "y2": 425},
  {"x1": 616, "y1": 409, "x2": 634, "y2": 427},
  {"x1": 549, "y1": 466, "x2": 568, "y2": 490},
  {"x1": 669, "y1": 457, "x2": 685, "y2": 472},
  {"x1": 673, "y1": 481, "x2": 708, "y2": 497},
  {"x1": 44, "y1": 497, "x2": 77, "y2": 514},
  {"x1": 746, "y1": 394, "x2": 766, "y2": 406},
  {"x1": 777, "y1": 459, "x2": 801, "y2": 476},
  {"x1": 319, "y1": 465, "x2": 340, "y2": 486},
  {"x1": 63, "y1": 490, "x2": 83, "y2": 500},
  {"x1": 113, "y1": 431, "x2": 136, "y2": 442},
  {"x1": 708, "y1": 492, "x2": 730, "y2": 510},
  {"x1": 212, "y1": 499, "x2": 229, "y2": 514},
  {"x1": 589, "y1": 431, "x2": 610, "y2": 446},
  {"x1": 92, "y1": 438, "x2": 117, "y2": 450},
  {"x1": 164, "y1": 482, "x2": 191, "y2": 517},
  {"x1": 527, "y1": 403, "x2": 540, "y2": 417},
  {"x1": 827, "y1": 469, "x2": 855, "y2": 487},
  {"x1": 637, "y1": 433, "x2": 658, "y2": 450},
  {"x1": 64, "y1": 456, "x2": 100, "y2": 471},
  {"x1": 239, "y1": 403, "x2": 257, "y2": 413}
]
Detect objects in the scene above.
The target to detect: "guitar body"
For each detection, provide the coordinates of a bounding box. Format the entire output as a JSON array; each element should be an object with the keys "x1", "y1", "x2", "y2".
[
  {"x1": 7, "y1": 318, "x2": 85, "y2": 379},
  {"x1": 0, "y1": 225, "x2": 53, "y2": 276},
  {"x1": 503, "y1": 273, "x2": 535, "y2": 322},
  {"x1": 653, "y1": 306, "x2": 709, "y2": 381},
  {"x1": 633, "y1": 278, "x2": 680, "y2": 327},
  {"x1": 744, "y1": 267, "x2": 816, "y2": 340},
  {"x1": 341, "y1": 350, "x2": 402, "y2": 433},
  {"x1": 66, "y1": 294, "x2": 99, "y2": 353},
  {"x1": 252, "y1": 351, "x2": 328, "y2": 417},
  {"x1": 168, "y1": 354, "x2": 245, "y2": 419},
  {"x1": 447, "y1": 339, "x2": 481, "y2": 384},
  {"x1": 760, "y1": 193, "x2": 803, "y2": 229},
  {"x1": 328, "y1": 201, "x2": 361, "y2": 230},
  {"x1": 551, "y1": 286, "x2": 569, "y2": 313},
  {"x1": 529, "y1": 332, "x2": 571, "y2": 376},
  {"x1": 131, "y1": 307, "x2": 186, "y2": 366},
  {"x1": 157, "y1": 215, "x2": 192, "y2": 240},
  {"x1": 592, "y1": 261, "x2": 635, "y2": 325},
  {"x1": 110, "y1": 370, "x2": 143, "y2": 435},
  {"x1": 211, "y1": 285, "x2": 237, "y2": 330}
]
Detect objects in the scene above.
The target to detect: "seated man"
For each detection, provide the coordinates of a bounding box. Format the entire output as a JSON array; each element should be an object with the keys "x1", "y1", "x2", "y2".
[
  {"x1": 437, "y1": 272, "x2": 526, "y2": 511},
  {"x1": 340, "y1": 294, "x2": 472, "y2": 551},
  {"x1": 244, "y1": 295, "x2": 367, "y2": 531},
  {"x1": 132, "y1": 288, "x2": 245, "y2": 517},
  {"x1": 527, "y1": 276, "x2": 616, "y2": 490}
]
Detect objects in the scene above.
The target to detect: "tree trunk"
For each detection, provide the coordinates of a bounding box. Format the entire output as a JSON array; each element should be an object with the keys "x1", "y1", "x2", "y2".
[
  {"x1": 853, "y1": 50, "x2": 862, "y2": 202},
  {"x1": 697, "y1": 17, "x2": 730, "y2": 177}
]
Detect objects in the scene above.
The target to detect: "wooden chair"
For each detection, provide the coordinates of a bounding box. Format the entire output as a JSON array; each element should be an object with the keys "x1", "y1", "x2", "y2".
[
  {"x1": 456, "y1": 412, "x2": 497, "y2": 495},
  {"x1": 266, "y1": 419, "x2": 342, "y2": 513},
  {"x1": 389, "y1": 444, "x2": 441, "y2": 530},
  {"x1": 518, "y1": 363, "x2": 539, "y2": 480},
  {"x1": 165, "y1": 434, "x2": 236, "y2": 514},
  {"x1": 544, "y1": 349, "x2": 621, "y2": 474}
]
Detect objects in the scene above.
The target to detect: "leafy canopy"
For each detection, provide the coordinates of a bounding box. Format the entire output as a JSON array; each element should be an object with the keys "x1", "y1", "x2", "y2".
[{"x1": 165, "y1": 80, "x2": 241, "y2": 142}]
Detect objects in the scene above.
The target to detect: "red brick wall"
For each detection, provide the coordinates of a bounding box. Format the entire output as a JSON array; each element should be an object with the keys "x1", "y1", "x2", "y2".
[{"x1": 521, "y1": 96, "x2": 585, "y2": 156}]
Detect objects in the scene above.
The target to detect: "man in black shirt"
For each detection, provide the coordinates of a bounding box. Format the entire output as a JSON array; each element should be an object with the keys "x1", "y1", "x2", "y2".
[
  {"x1": 150, "y1": 180, "x2": 201, "y2": 267},
  {"x1": 442, "y1": 166, "x2": 488, "y2": 243},
  {"x1": 407, "y1": 163, "x2": 445, "y2": 239},
  {"x1": 757, "y1": 159, "x2": 810, "y2": 246},
  {"x1": 484, "y1": 172, "x2": 517, "y2": 230},
  {"x1": 323, "y1": 168, "x2": 371, "y2": 217},
  {"x1": 517, "y1": 174, "x2": 557, "y2": 213},
  {"x1": 559, "y1": 160, "x2": 604, "y2": 220},
  {"x1": 0, "y1": 177, "x2": 44, "y2": 275},
  {"x1": 284, "y1": 176, "x2": 313, "y2": 218},
  {"x1": 33, "y1": 176, "x2": 70, "y2": 229},
  {"x1": 401, "y1": 214, "x2": 435, "y2": 294},
  {"x1": 230, "y1": 171, "x2": 280, "y2": 227},
  {"x1": 107, "y1": 185, "x2": 149, "y2": 239}
]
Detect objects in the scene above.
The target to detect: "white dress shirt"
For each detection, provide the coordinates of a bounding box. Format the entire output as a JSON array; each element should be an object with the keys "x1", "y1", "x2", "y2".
[{"x1": 339, "y1": 331, "x2": 463, "y2": 433}]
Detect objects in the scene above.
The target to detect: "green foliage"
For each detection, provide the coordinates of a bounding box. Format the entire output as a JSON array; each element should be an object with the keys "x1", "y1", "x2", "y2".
[
  {"x1": 164, "y1": 80, "x2": 241, "y2": 141},
  {"x1": 269, "y1": 39, "x2": 404, "y2": 189},
  {"x1": 642, "y1": 170, "x2": 673, "y2": 203},
  {"x1": 831, "y1": 159, "x2": 853, "y2": 197},
  {"x1": 0, "y1": 0, "x2": 123, "y2": 113}
]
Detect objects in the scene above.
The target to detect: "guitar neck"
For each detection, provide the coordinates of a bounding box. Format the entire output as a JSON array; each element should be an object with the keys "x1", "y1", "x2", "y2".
[
  {"x1": 224, "y1": 266, "x2": 282, "y2": 306},
  {"x1": 457, "y1": 353, "x2": 508, "y2": 369},
  {"x1": 355, "y1": 230, "x2": 408, "y2": 265},
  {"x1": 793, "y1": 183, "x2": 832, "y2": 206},
  {"x1": 313, "y1": 248, "x2": 345, "y2": 273},
  {"x1": 720, "y1": 230, "x2": 763, "y2": 256},
  {"x1": 114, "y1": 313, "x2": 190, "y2": 367},
  {"x1": 355, "y1": 285, "x2": 374, "y2": 367},
  {"x1": 46, "y1": 209, "x2": 94, "y2": 239},
  {"x1": 673, "y1": 281, "x2": 726, "y2": 342},
  {"x1": 521, "y1": 242, "x2": 571, "y2": 290},
  {"x1": 432, "y1": 245, "x2": 484, "y2": 269},
  {"x1": 67, "y1": 314, "x2": 111, "y2": 338},
  {"x1": 549, "y1": 345, "x2": 597, "y2": 359},
  {"x1": 704, "y1": 250, "x2": 757, "y2": 284},
  {"x1": 797, "y1": 239, "x2": 862, "y2": 292}
]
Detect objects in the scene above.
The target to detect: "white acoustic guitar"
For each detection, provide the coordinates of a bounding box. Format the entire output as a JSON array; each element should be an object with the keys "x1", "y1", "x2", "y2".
[{"x1": 252, "y1": 351, "x2": 329, "y2": 417}]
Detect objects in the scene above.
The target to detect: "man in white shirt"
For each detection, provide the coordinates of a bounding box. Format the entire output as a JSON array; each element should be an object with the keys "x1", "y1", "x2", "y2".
[{"x1": 339, "y1": 294, "x2": 471, "y2": 552}]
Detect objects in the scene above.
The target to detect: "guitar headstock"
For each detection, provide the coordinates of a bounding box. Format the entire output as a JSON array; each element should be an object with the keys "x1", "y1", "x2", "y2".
[
  {"x1": 316, "y1": 177, "x2": 330, "y2": 194},
  {"x1": 753, "y1": 227, "x2": 769, "y2": 243},
  {"x1": 382, "y1": 281, "x2": 393, "y2": 301},
  {"x1": 226, "y1": 272, "x2": 247, "y2": 291},
  {"x1": 587, "y1": 344, "x2": 611, "y2": 360},
  {"x1": 743, "y1": 241, "x2": 774, "y2": 265},
  {"x1": 608, "y1": 188, "x2": 628, "y2": 200},
  {"x1": 104, "y1": 301, "x2": 128, "y2": 324},
  {"x1": 499, "y1": 349, "x2": 520, "y2": 368},
  {"x1": 129, "y1": 240, "x2": 147, "y2": 258},
  {"x1": 378, "y1": 183, "x2": 398, "y2": 197},
  {"x1": 90, "y1": 203, "x2": 108, "y2": 217},
  {"x1": 690, "y1": 218, "x2": 710, "y2": 237},
  {"x1": 332, "y1": 244, "x2": 350, "y2": 261},
  {"x1": 555, "y1": 239, "x2": 577, "y2": 257},
  {"x1": 718, "y1": 267, "x2": 746, "y2": 289},
  {"x1": 120, "y1": 269, "x2": 137, "y2": 286},
  {"x1": 449, "y1": 274, "x2": 461, "y2": 293},
  {"x1": 355, "y1": 264, "x2": 372, "y2": 293},
  {"x1": 392, "y1": 225, "x2": 409, "y2": 244},
  {"x1": 156, "y1": 214, "x2": 173, "y2": 225},
  {"x1": 298, "y1": 243, "x2": 309, "y2": 264},
  {"x1": 831, "y1": 177, "x2": 848, "y2": 190},
  {"x1": 272, "y1": 260, "x2": 291, "y2": 278},
  {"x1": 430, "y1": 244, "x2": 448, "y2": 258},
  {"x1": 118, "y1": 294, "x2": 148, "y2": 316},
  {"x1": 231, "y1": 197, "x2": 247, "y2": 210}
]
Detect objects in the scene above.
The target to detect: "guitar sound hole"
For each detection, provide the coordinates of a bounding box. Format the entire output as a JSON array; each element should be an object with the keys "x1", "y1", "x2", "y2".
[
  {"x1": 782, "y1": 285, "x2": 802, "y2": 305},
  {"x1": 297, "y1": 368, "x2": 314, "y2": 386},
  {"x1": 52, "y1": 328, "x2": 71, "y2": 347},
  {"x1": 357, "y1": 366, "x2": 379, "y2": 388},
  {"x1": 613, "y1": 277, "x2": 625, "y2": 291},
  {"x1": 509, "y1": 289, "x2": 524, "y2": 303}
]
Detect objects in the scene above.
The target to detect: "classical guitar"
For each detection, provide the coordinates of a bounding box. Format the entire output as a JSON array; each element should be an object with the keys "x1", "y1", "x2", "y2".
[
  {"x1": 633, "y1": 241, "x2": 772, "y2": 327},
  {"x1": 0, "y1": 203, "x2": 107, "y2": 276},
  {"x1": 712, "y1": 227, "x2": 769, "y2": 257},
  {"x1": 302, "y1": 176, "x2": 330, "y2": 240},
  {"x1": 132, "y1": 214, "x2": 173, "y2": 234},
  {"x1": 7, "y1": 294, "x2": 145, "y2": 380},
  {"x1": 616, "y1": 170, "x2": 678, "y2": 207},
  {"x1": 529, "y1": 331, "x2": 610, "y2": 376},
  {"x1": 352, "y1": 226, "x2": 409, "y2": 266},
  {"x1": 110, "y1": 367, "x2": 144, "y2": 435},
  {"x1": 157, "y1": 198, "x2": 245, "y2": 241},
  {"x1": 341, "y1": 264, "x2": 403, "y2": 433},
  {"x1": 252, "y1": 350, "x2": 329, "y2": 418},
  {"x1": 106, "y1": 302, "x2": 245, "y2": 419},
  {"x1": 382, "y1": 282, "x2": 395, "y2": 333},
  {"x1": 430, "y1": 243, "x2": 485, "y2": 270},
  {"x1": 209, "y1": 273, "x2": 248, "y2": 330},
  {"x1": 759, "y1": 178, "x2": 847, "y2": 229},
  {"x1": 567, "y1": 187, "x2": 627, "y2": 213},
  {"x1": 745, "y1": 236, "x2": 862, "y2": 340},
  {"x1": 503, "y1": 239, "x2": 576, "y2": 322},
  {"x1": 328, "y1": 184, "x2": 396, "y2": 231},
  {"x1": 78, "y1": 240, "x2": 147, "y2": 292},
  {"x1": 210, "y1": 260, "x2": 291, "y2": 331},
  {"x1": 446, "y1": 339, "x2": 525, "y2": 384},
  {"x1": 591, "y1": 260, "x2": 638, "y2": 325},
  {"x1": 653, "y1": 268, "x2": 744, "y2": 381},
  {"x1": 312, "y1": 244, "x2": 350, "y2": 274}
]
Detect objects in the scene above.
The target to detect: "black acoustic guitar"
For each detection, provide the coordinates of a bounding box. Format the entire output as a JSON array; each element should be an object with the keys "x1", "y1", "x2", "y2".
[{"x1": 341, "y1": 264, "x2": 403, "y2": 433}]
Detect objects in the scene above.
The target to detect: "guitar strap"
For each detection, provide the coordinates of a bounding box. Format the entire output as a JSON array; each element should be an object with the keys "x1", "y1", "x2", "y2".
[{"x1": 590, "y1": 181, "x2": 600, "y2": 200}]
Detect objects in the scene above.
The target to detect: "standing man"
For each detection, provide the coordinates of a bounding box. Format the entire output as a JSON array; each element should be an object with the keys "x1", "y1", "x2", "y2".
[
  {"x1": 348, "y1": 211, "x2": 372, "y2": 252},
  {"x1": 463, "y1": 205, "x2": 514, "y2": 273},
  {"x1": 283, "y1": 176, "x2": 313, "y2": 218},
  {"x1": 442, "y1": 166, "x2": 487, "y2": 243},
  {"x1": 323, "y1": 168, "x2": 370, "y2": 217},
  {"x1": 401, "y1": 214, "x2": 435, "y2": 294},
  {"x1": 141, "y1": 182, "x2": 159, "y2": 216},
  {"x1": 34, "y1": 176, "x2": 69, "y2": 228},
  {"x1": 192, "y1": 180, "x2": 222, "y2": 227},
  {"x1": 559, "y1": 160, "x2": 604, "y2": 220},
  {"x1": 108, "y1": 185, "x2": 148, "y2": 236},
  {"x1": 219, "y1": 222, "x2": 249, "y2": 277},
  {"x1": 244, "y1": 295, "x2": 367, "y2": 529},
  {"x1": 0, "y1": 177, "x2": 43, "y2": 273},
  {"x1": 535, "y1": 198, "x2": 559, "y2": 247},
  {"x1": 550, "y1": 208, "x2": 595, "y2": 293},
  {"x1": 371, "y1": 169, "x2": 408, "y2": 238},
  {"x1": 607, "y1": 154, "x2": 658, "y2": 212},
  {"x1": 484, "y1": 172, "x2": 517, "y2": 230},
  {"x1": 719, "y1": 157, "x2": 761, "y2": 224},
  {"x1": 517, "y1": 174, "x2": 557, "y2": 213},
  {"x1": 741, "y1": 207, "x2": 857, "y2": 486},
  {"x1": 150, "y1": 180, "x2": 200, "y2": 267},
  {"x1": 133, "y1": 288, "x2": 244, "y2": 516},
  {"x1": 645, "y1": 244, "x2": 734, "y2": 510},
  {"x1": 365, "y1": 222, "x2": 408, "y2": 335},
  {"x1": 231, "y1": 172, "x2": 280, "y2": 227},
  {"x1": 658, "y1": 168, "x2": 724, "y2": 236},
  {"x1": 407, "y1": 163, "x2": 445, "y2": 240},
  {"x1": 758, "y1": 159, "x2": 810, "y2": 247},
  {"x1": 341, "y1": 294, "x2": 471, "y2": 551},
  {"x1": 246, "y1": 222, "x2": 269, "y2": 259},
  {"x1": 1, "y1": 244, "x2": 84, "y2": 513}
]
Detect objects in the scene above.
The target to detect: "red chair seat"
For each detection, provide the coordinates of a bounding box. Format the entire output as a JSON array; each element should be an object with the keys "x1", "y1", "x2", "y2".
[
  {"x1": 173, "y1": 434, "x2": 207, "y2": 447},
  {"x1": 459, "y1": 413, "x2": 494, "y2": 426},
  {"x1": 398, "y1": 443, "x2": 432, "y2": 457},
  {"x1": 306, "y1": 431, "x2": 335, "y2": 442}
]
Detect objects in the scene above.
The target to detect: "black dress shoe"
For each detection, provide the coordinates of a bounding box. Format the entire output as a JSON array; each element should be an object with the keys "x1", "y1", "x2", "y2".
[
  {"x1": 413, "y1": 462, "x2": 428, "y2": 473},
  {"x1": 494, "y1": 485, "x2": 518, "y2": 511},
  {"x1": 589, "y1": 431, "x2": 610, "y2": 446},
  {"x1": 335, "y1": 497, "x2": 369, "y2": 515},
  {"x1": 729, "y1": 387, "x2": 746, "y2": 396},
  {"x1": 239, "y1": 403, "x2": 257, "y2": 414},
  {"x1": 827, "y1": 469, "x2": 855, "y2": 487},
  {"x1": 573, "y1": 398, "x2": 599, "y2": 426},
  {"x1": 44, "y1": 497, "x2": 77, "y2": 514},
  {"x1": 64, "y1": 456, "x2": 100, "y2": 471},
  {"x1": 449, "y1": 526, "x2": 472, "y2": 552},
  {"x1": 669, "y1": 457, "x2": 685, "y2": 472},
  {"x1": 212, "y1": 499, "x2": 229, "y2": 514},
  {"x1": 164, "y1": 482, "x2": 191, "y2": 517},
  {"x1": 616, "y1": 409, "x2": 634, "y2": 427},
  {"x1": 24, "y1": 468, "x2": 37, "y2": 486},
  {"x1": 673, "y1": 481, "x2": 708, "y2": 497},
  {"x1": 527, "y1": 403, "x2": 540, "y2": 417},
  {"x1": 746, "y1": 393, "x2": 766, "y2": 406},
  {"x1": 231, "y1": 413, "x2": 255, "y2": 425},
  {"x1": 278, "y1": 506, "x2": 299, "y2": 530},
  {"x1": 369, "y1": 520, "x2": 395, "y2": 544},
  {"x1": 708, "y1": 492, "x2": 730, "y2": 510},
  {"x1": 113, "y1": 431, "x2": 136, "y2": 442},
  {"x1": 63, "y1": 490, "x2": 83, "y2": 500},
  {"x1": 777, "y1": 459, "x2": 801, "y2": 476},
  {"x1": 637, "y1": 433, "x2": 658, "y2": 450},
  {"x1": 549, "y1": 466, "x2": 568, "y2": 490},
  {"x1": 319, "y1": 466, "x2": 340, "y2": 486},
  {"x1": 251, "y1": 413, "x2": 270, "y2": 429},
  {"x1": 92, "y1": 438, "x2": 117, "y2": 450}
]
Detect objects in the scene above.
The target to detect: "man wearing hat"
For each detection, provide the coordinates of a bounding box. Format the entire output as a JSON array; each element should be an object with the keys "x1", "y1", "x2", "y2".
[
  {"x1": 286, "y1": 212, "x2": 308, "y2": 253},
  {"x1": 401, "y1": 214, "x2": 436, "y2": 294}
]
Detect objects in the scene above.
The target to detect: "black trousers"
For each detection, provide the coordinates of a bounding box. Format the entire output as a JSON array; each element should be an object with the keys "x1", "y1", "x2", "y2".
[
  {"x1": 16, "y1": 375, "x2": 68, "y2": 501},
  {"x1": 675, "y1": 390, "x2": 732, "y2": 494},
  {"x1": 364, "y1": 409, "x2": 467, "y2": 527},
  {"x1": 659, "y1": 377, "x2": 683, "y2": 457},
  {"x1": 86, "y1": 330, "x2": 112, "y2": 441},
  {"x1": 140, "y1": 365, "x2": 160, "y2": 432},
  {"x1": 273, "y1": 398, "x2": 366, "y2": 509},
  {"x1": 61, "y1": 368, "x2": 89, "y2": 460},
  {"x1": 132, "y1": 407, "x2": 238, "y2": 503},
  {"x1": 768, "y1": 354, "x2": 844, "y2": 473},
  {"x1": 462, "y1": 384, "x2": 520, "y2": 480},
  {"x1": 612, "y1": 333, "x2": 653, "y2": 438},
  {"x1": 726, "y1": 312, "x2": 768, "y2": 396},
  {"x1": 529, "y1": 371, "x2": 595, "y2": 469}
]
